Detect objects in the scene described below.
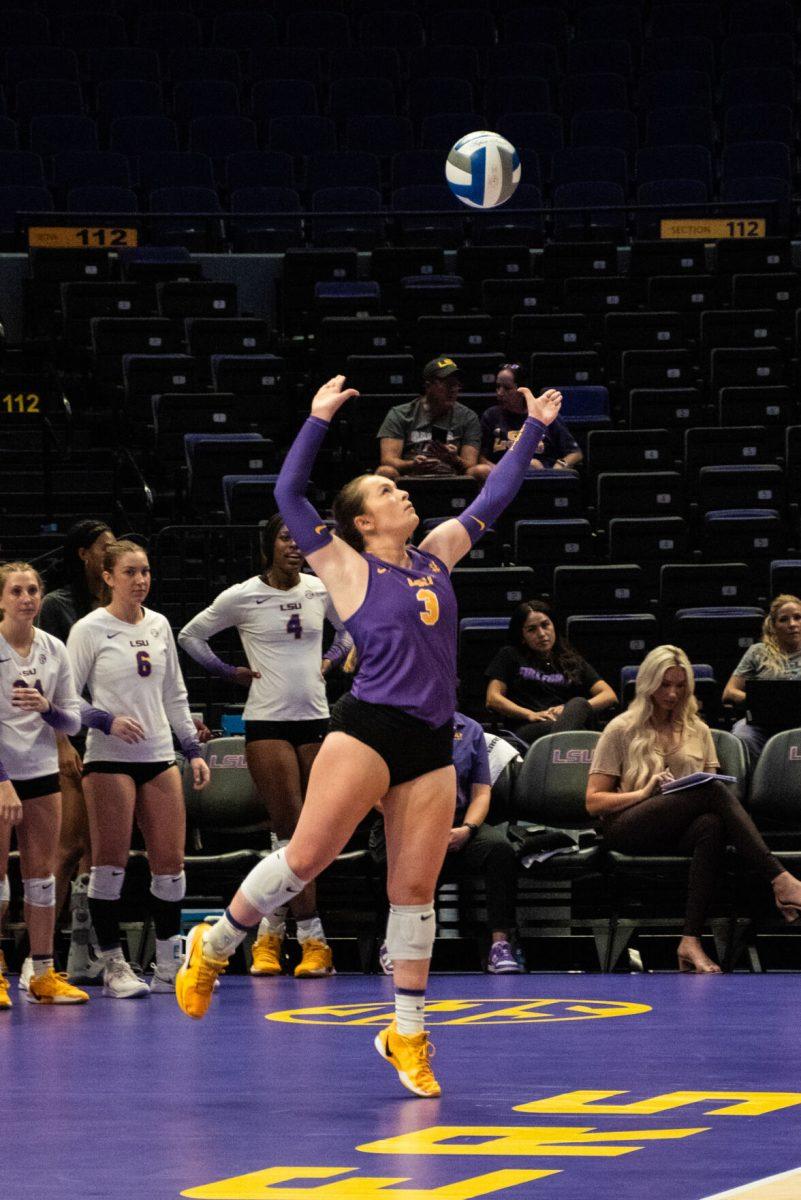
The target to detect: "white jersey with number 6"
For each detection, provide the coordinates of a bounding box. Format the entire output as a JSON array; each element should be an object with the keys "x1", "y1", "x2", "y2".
[
  {"x1": 0, "y1": 628, "x2": 80, "y2": 780},
  {"x1": 67, "y1": 606, "x2": 198, "y2": 763},
  {"x1": 178, "y1": 573, "x2": 334, "y2": 721}
]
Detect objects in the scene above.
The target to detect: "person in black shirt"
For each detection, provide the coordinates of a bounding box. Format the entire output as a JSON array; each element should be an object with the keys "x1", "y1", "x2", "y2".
[
  {"x1": 485, "y1": 600, "x2": 616, "y2": 744},
  {"x1": 480, "y1": 363, "x2": 583, "y2": 470}
]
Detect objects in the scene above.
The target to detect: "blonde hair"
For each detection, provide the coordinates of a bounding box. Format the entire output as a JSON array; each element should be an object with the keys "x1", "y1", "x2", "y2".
[
  {"x1": 331, "y1": 475, "x2": 372, "y2": 551},
  {"x1": 101, "y1": 539, "x2": 148, "y2": 576},
  {"x1": 0, "y1": 561, "x2": 44, "y2": 617},
  {"x1": 622, "y1": 645, "x2": 702, "y2": 792},
  {"x1": 760, "y1": 593, "x2": 801, "y2": 672}
]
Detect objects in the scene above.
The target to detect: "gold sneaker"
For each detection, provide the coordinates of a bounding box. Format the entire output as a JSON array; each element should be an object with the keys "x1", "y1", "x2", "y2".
[
  {"x1": 0, "y1": 972, "x2": 10, "y2": 1010},
  {"x1": 374, "y1": 1020, "x2": 441, "y2": 1098},
  {"x1": 175, "y1": 923, "x2": 227, "y2": 1019},
  {"x1": 250, "y1": 932, "x2": 284, "y2": 976},
  {"x1": 294, "y1": 937, "x2": 334, "y2": 978},
  {"x1": 26, "y1": 968, "x2": 89, "y2": 1005}
]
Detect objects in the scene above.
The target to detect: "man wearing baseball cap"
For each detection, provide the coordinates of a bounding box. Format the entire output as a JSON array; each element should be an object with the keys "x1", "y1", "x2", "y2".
[{"x1": 375, "y1": 357, "x2": 488, "y2": 481}]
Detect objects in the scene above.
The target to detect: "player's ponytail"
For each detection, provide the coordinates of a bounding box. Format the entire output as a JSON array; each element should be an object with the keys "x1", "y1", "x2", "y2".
[{"x1": 332, "y1": 476, "x2": 370, "y2": 552}]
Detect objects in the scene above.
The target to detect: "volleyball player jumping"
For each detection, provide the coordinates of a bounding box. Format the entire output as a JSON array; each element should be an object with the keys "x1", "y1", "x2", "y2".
[{"x1": 176, "y1": 376, "x2": 562, "y2": 1097}]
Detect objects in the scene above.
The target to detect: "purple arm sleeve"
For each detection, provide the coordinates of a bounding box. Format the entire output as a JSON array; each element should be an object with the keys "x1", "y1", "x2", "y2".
[
  {"x1": 0, "y1": 760, "x2": 8, "y2": 784},
  {"x1": 457, "y1": 416, "x2": 547, "y2": 544},
  {"x1": 79, "y1": 701, "x2": 115, "y2": 736},
  {"x1": 178, "y1": 635, "x2": 238, "y2": 680},
  {"x1": 273, "y1": 416, "x2": 334, "y2": 557},
  {"x1": 323, "y1": 627, "x2": 353, "y2": 666},
  {"x1": 41, "y1": 704, "x2": 79, "y2": 733},
  {"x1": 179, "y1": 737, "x2": 202, "y2": 760}
]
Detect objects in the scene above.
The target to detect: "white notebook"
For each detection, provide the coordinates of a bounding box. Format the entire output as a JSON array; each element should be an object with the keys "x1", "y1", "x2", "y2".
[{"x1": 661, "y1": 771, "x2": 736, "y2": 793}]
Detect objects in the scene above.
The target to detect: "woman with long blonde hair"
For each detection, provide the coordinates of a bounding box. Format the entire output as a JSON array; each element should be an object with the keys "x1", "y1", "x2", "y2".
[
  {"x1": 723, "y1": 593, "x2": 801, "y2": 765},
  {"x1": 587, "y1": 645, "x2": 801, "y2": 972}
]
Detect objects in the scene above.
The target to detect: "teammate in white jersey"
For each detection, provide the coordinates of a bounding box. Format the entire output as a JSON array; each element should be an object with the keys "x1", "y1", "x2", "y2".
[
  {"x1": 0, "y1": 561, "x2": 88, "y2": 1007},
  {"x1": 178, "y1": 514, "x2": 349, "y2": 978},
  {"x1": 67, "y1": 541, "x2": 210, "y2": 1000}
]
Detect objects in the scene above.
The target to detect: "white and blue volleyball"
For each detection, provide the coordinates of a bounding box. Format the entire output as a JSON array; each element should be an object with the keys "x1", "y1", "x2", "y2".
[{"x1": 445, "y1": 130, "x2": 521, "y2": 209}]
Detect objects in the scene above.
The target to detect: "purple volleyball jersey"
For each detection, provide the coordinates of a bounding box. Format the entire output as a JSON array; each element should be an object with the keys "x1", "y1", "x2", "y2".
[{"x1": 345, "y1": 545, "x2": 458, "y2": 728}]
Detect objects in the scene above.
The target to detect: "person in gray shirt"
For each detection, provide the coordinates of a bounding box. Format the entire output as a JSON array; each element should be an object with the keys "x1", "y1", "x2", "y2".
[{"x1": 376, "y1": 356, "x2": 488, "y2": 482}]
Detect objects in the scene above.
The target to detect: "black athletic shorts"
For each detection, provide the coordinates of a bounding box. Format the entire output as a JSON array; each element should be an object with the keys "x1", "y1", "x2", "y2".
[
  {"x1": 244, "y1": 718, "x2": 328, "y2": 748},
  {"x1": 11, "y1": 774, "x2": 60, "y2": 801},
  {"x1": 329, "y1": 693, "x2": 453, "y2": 787},
  {"x1": 82, "y1": 761, "x2": 176, "y2": 786}
]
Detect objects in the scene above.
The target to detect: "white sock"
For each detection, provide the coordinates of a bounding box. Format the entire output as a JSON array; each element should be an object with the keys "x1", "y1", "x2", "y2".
[
  {"x1": 259, "y1": 906, "x2": 287, "y2": 938},
  {"x1": 297, "y1": 916, "x2": 325, "y2": 944},
  {"x1": 203, "y1": 910, "x2": 252, "y2": 960},
  {"x1": 99, "y1": 947, "x2": 125, "y2": 964},
  {"x1": 32, "y1": 956, "x2": 54, "y2": 977},
  {"x1": 395, "y1": 988, "x2": 426, "y2": 1036},
  {"x1": 155, "y1": 935, "x2": 182, "y2": 972}
]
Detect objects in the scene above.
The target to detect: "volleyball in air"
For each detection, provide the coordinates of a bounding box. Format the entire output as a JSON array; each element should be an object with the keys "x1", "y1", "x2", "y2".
[{"x1": 445, "y1": 130, "x2": 521, "y2": 209}]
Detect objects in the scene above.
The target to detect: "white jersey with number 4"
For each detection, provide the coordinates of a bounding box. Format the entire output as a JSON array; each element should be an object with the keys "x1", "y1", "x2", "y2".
[
  {"x1": 178, "y1": 573, "x2": 334, "y2": 721},
  {"x1": 67, "y1": 607, "x2": 197, "y2": 763},
  {"x1": 0, "y1": 628, "x2": 80, "y2": 781}
]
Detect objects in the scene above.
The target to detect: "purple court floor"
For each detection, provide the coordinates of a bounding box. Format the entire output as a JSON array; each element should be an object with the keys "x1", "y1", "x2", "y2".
[{"x1": 5, "y1": 972, "x2": 801, "y2": 1200}]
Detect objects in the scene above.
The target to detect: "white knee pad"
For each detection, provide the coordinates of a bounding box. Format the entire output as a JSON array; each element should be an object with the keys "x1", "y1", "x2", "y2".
[
  {"x1": 0, "y1": 876, "x2": 9, "y2": 904},
  {"x1": 23, "y1": 875, "x2": 56, "y2": 909},
  {"x1": 386, "y1": 903, "x2": 436, "y2": 961},
  {"x1": 88, "y1": 865, "x2": 125, "y2": 902},
  {"x1": 150, "y1": 871, "x2": 186, "y2": 903},
  {"x1": 240, "y1": 848, "x2": 306, "y2": 916}
]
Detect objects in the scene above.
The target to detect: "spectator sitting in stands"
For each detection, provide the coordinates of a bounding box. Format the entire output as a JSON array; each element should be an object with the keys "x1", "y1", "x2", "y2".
[
  {"x1": 373, "y1": 710, "x2": 524, "y2": 975},
  {"x1": 485, "y1": 599, "x2": 616, "y2": 744},
  {"x1": 480, "y1": 363, "x2": 583, "y2": 473},
  {"x1": 722, "y1": 593, "x2": 801, "y2": 767},
  {"x1": 586, "y1": 644, "x2": 801, "y2": 974},
  {"x1": 376, "y1": 356, "x2": 488, "y2": 482}
]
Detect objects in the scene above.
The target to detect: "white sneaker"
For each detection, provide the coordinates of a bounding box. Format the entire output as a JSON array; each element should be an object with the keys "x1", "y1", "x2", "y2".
[
  {"x1": 67, "y1": 950, "x2": 106, "y2": 986},
  {"x1": 150, "y1": 965, "x2": 177, "y2": 993},
  {"x1": 18, "y1": 956, "x2": 33, "y2": 992},
  {"x1": 102, "y1": 957, "x2": 150, "y2": 999}
]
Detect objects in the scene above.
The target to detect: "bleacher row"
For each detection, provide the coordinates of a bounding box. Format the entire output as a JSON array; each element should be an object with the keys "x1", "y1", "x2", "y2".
[{"x1": 0, "y1": 0, "x2": 797, "y2": 244}]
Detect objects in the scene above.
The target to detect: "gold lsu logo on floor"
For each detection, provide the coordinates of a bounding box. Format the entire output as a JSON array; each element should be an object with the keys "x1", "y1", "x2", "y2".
[{"x1": 264, "y1": 998, "x2": 652, "y2": 1026}]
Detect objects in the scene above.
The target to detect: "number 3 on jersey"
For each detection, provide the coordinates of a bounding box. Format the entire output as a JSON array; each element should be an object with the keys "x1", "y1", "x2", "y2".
[
  {"x1": 416, "y1": 587, "x2": 440, "y2": 627},
  {"x1": 286, "y1": 613, "x2": 303, "y2": 639}
]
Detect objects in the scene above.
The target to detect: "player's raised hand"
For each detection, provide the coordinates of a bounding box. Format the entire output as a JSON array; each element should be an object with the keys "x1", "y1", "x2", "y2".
[
  {"x1": 519, "y1": 387, "x2": 562, "y2": 427},
  {"x1": 311, "y1": 375, "x2": 359, "y2": 422}
]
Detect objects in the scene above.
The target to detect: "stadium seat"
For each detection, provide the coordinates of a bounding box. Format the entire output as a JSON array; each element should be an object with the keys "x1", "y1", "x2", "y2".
[
  {"x1": 709, "y1": 347, "x2": 785, "y2": 393},
  {"x1": 135, "y1": 13, "x2": 202, "y2": 49},
  {"x1": 530, "y1": 349, "x2": 603, "y2": 389},
  {"x1": 608, "y1": 516, "x2": 689, "y2": 590},
  {"x1": 58, "y1": 11, "x2": 127, "y2": 48},
  {"x1": 723, "y1": 105, "x2": 794, "y2": 148},
  {"x1": 222, "y1": 475, "x2": 280, "y2": 524},
  {"x1": 621, "y1": 348, "x2": 695, "y2": 394},
  {"x1": 15, "y1": 79, "x2": 83, "y2": 122},
  {"x1": 225, "y1": 152, "x2": 295, "y2": 191},
  {"x1": 344, "y1": 352, "x2": 412, "y2": 394},
  {"x1": 153, "y1": 392, "x2": 244, "y2": 464},
  {"x1": 345, "y1": 115, "x2": 413, "y2": 159},
  {"x1": 184, "y1": 433, "x2": 276, "y2": 515},
  {"x1": 684, "y1": 425, "x2": 771, "y2": 473},
  {"x1": 174, "y1": 81, "x2": 240, "y2": 123},
  {"x1": 211, "y1": 11, "x2": 279, "y2": 50},
  {"x1": 586, "y1": 428, "x2": 675, "y2": 478},
  {"x1": 552, "y1": 563, "x2": 645, "y2": 615},
  {"x1": 576, "y1": 3, "x2": 644, "y2": 42},
  {"x1": 659, "y1": 563, "x2": 756, "y2": 613},
  {"x1": 228, "y1": 187, "x2": 303, "y2": 252},
  {"x1": 628, "y1": 387, "x2": 708, "y2": 434},
  {"x1": 149, "y1": 187, "x2": 223, "y2": 251},
  {"x1": 250, "y1": 80, "x2": 318, "y2": 121},
  {"x1": 111, "y1": 118, "x2": 179, "y2": 158},
  {"x1": 510, "y1": 312, "x2": 592, "y2": 359},
  {"x1": 566, "y1": 613, "x2": 660, "y2": 682},
  {"x1": 5, "y1": 46, "x2": 78, "y2": 84},
  {"x1": 567, "y1": 38, "x2": 634, "y2": 79},
  {"x1": 451, "y1": 566, "x2": 536, "y2": 618},
  {"x1": 641, "y1": 35, "x2": 716, "y2": 75},
  {"x1": 408, "y1": 78, "x2": 475, "y2": 126},
  {"x1": 96, "y1": 81, "x2": 164, "y2": 126},
  {"x1": 770, "y1": 559, "x2": 801, "y2": 597},
  {"x1": 645, "y1": 106, "x2": 714, "y2": 151},
  {"x1": 156, "y1": 281, "x2": 238, "y2": 320},
  {"x1": 0, "y1": 152, "x2": 44, "y2": 187},
  {"x1": 571, "y1": 109, "x2": 638, "y2": 157},
  {"x1": 597, "y1": 471, "x2": 685, "y2": 525},
  {"x1": 359, "y1": 9, "x2": 425, "y2": 49},
  {"x1": 166, "y1": 48, "x2": 242, "y2": 86},
  {"x1": 697, "y1": 465, "x2": 785, "y2": 515},
  {"x1": 514, "y1": 518, "x2": 595, "y2": 592},
  {"x1": 668, "y1": 607, "x2": 764, "y2": 680},
  {"x1": 402, "y1": 477, "x2": 479, "y2": 523},
  {"x1": 720, "y1": 68, "x2": 794, "y2": 112},
  {"x1": 185, "y1": 318, "x2": 272, "y2": 362},
  {"x1": 552, "y1": 181, "x2": 627, "y2": 240},
  {"x1": 748, "y1": 731, "x2": 801, "y2": 859},
  {"x1": 0, "y1": 185, "x2": 52, "y2": 239},
  {"x1": 189, "y1": 117, "x2": 258, "y2": 164},
  {"x1": 496, "y1": 113, "x2": 563, "y2": 169},
  {"x1": 123, "y1": 354, "x2": 200, "y2": 412},
  {"x1": 639, "y1": 70, "x2": 712, "y2": 111},
  {"x1": 487, "y1": 76, "x2": 552, "y2": 120},
  {"x1": 458, "y1": 617, "x2": 509, "y2": 714},
  {"x1": 560, "y1": 74, "x2": 628, "y2": 119},
  {"x1": 67, "y1": 186, "x2": 138, "y2": 214},
  {"x1": 268, "y1": 115, "x2": 337, "y2": 157},
  {"x1": 703, "y1": 510, "x2": 788, "y2": 571}
]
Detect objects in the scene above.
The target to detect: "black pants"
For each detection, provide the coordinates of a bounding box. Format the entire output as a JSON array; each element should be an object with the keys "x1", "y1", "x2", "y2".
[
  {"x1": 602, "y1": 780, "x2": 783, "y2": 936},
  {"x1": 514, "y1": 696, "x2": 595, "y2": 746},
  {"x1": 439, "y1": 823, "x2": 519, "y2": 935}
]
